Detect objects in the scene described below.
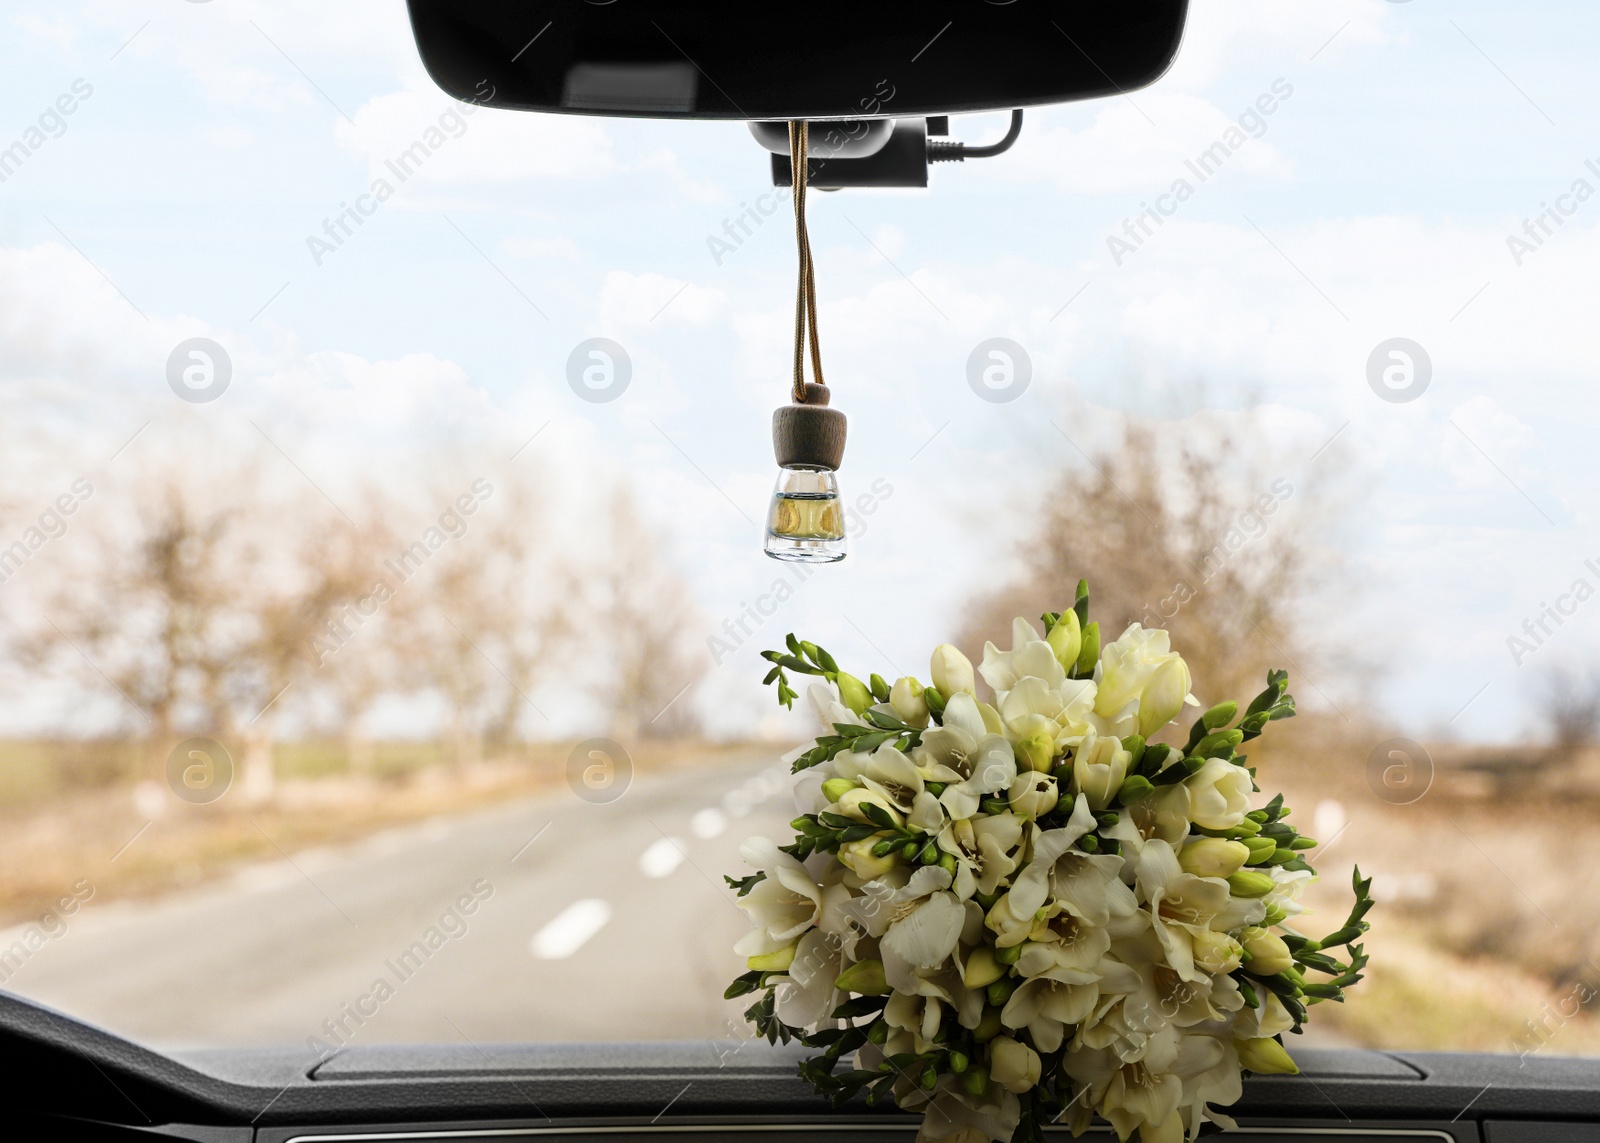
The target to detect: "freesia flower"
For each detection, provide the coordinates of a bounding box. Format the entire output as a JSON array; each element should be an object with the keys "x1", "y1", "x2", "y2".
[
  {"x1": 937, "y1": 811, "x2": 1024, "y2": 900},
  {"x1": 901, "y1": 1077, "x2": 1020, "y2": 1143},
  {"x1": 988, "y1": 1036, "x2": 1042, "y2": 1093},
  {"x1": 979, "y1": 618, "x2": 1067, "y2": 698},
  {"x1": 842, "y1": 866, "x2": 966, "y2": 993},
  {"x1": 1007, "y1": 771, "x2": 1057, "y2": 820},
  {"x1": 1071, "y1": 728, "x2": 1132, "y2": 810},
  {"x1": 835, "y1": 742, "x2": 926, "y2": 815},
  {"x1": 1001, "y1": 970, "x2": 1104, "y2": 1052},
  {"x1": 992, "y1": 796, "x2": 1136, "y2": 944},
  {"x1": 1135, "y1": 839, "x2": 1239, "y2": 982},
  {"x1": 1238, "y1": 926, "x2": 1293, "y2": 976},
  {"x1": 1263, "y1": 867, "x2": 1316, "y2": 920},
  {"x1": 805, "y1": 680, "x2": 867, "y2": 731},
  {"x1": 838, "y1": 835, "x2": 898, "y2": 880},
  {"x1": 1093, "y1": 624, "x2": 1195, "y2": 737},
  {"x1": 732, "y1": 837, "x2": 829, "y2": 956},
  {"x1": 1061, "y1": 1041, "x2": 1184, "y2": 1143},
  {"x1": 1183, "y1": 758, "x2": 1253, "y2": 830},
  {"x1": 729, "y1": 601, "x2": 1358, "y2": 1143},
  {"x1": 931, "y1": 643, "x2": 977, "y2": 696},
  {"x1": 891, "y1": 676, "x2": 931, "y2": 727},
  {"x1": 1177, "y1": 838, "x2": 1250, "y2": 879},
  {"x1": 770, "y1": 928, "x2": 846, "y2": 1027},
  {"x1": 1233, "y1": 991, "x2": 1295, "y2": 1039},
  {"x1": 913, "y1": 694, "x2": 1017, "y2": 820}
]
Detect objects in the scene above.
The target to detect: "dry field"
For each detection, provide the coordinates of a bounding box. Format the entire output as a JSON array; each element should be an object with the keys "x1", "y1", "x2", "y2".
[
  {"x1": 1253, "y1": 718, "x2": 1600, "y2": 1057},
  {"x1": 0, "y1": 739, "x2": 761, "y2": 930},
  {"x1": 4, "y1": 723, "x2": 1599, "y2": 1058}
]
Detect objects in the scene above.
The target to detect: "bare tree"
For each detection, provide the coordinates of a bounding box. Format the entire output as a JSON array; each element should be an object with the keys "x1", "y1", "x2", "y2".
[
  {"x1": 391, "y1": 471, "x2": 570, "y2": 764},
  {"x1": 585, "y1": 485, "x2": 707, "y2": 739},
  {"x1": 1536, "y1": 662, "x2": 1600, "y2": 748},
  {"x1": 222, "y1": 501, "x2": 392, "y2": 797},
  {"x1": 959, "y1": 414, "x2": 1342, "y2": 709},
  {"x1": 18, "y1": 474, "x2": 253, "y2": 777}
]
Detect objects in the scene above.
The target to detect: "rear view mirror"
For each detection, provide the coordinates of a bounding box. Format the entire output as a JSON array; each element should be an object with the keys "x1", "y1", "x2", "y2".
[{"x1": 405, "y1": 1, "x2": 1190, "y2": 120}]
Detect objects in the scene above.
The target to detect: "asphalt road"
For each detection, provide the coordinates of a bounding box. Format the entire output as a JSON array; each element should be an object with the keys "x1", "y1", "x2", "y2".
[{"x1": 0, "y1": 752, "x2": 796, "y2": 1054}]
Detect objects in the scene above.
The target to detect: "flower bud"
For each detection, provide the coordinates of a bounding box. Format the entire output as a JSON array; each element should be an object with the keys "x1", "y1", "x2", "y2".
[
  {"x1": 1239, "y1": 927, "x2": 1294, "y2": 976},
  {"x1": 1242, "y1": 836, "x2": 1278, "y2": 865},
  {"x1": 1007, "y1": 771, "x2": 1058, "y2": 820},
  {"x1": 838, "y1": 837, "x2": 897, "y2": 880},
  {"x1": 1074, "y1": 621, "x2": 1100, "y2": 676},
  {"x1": 949, "y1": 1049, "x2": 970, "y2": 1074},
  {"x1": 1201, "y1": 701, "x2": 1238, "y2": 730},
  {"x1": 931, "y1": 644, "x2": 976, "y2": 696},
  {"x1": 1012, "y1": 728, "x2": 1055, "y2": 774},
  {"x1": 963, "y1": 946, "x2": 1006, "y2": 989},
  {"x1": 1234, "y1": 1036, "x2": 1299, "y2": 1075},
  {"x1": 821, "y1": 777, "x2": 858, "y2": 803},
  {"x1": 746, "y1": 941, "x2": 797, "y2": 971},
  {"x1": 1191, "y1": 930, "x2": 1244, "y2": 974},
  {"x1": 1179, "y1": 838, "x2": 1250, "y2": 879},
  {"x1": 1047, "y1": 610, "x2": 1082, "y2": 671},
  {"x1": 1117, "y1": 775, "x2": 1154, "y2": 804},
  {"x1": 988, "y1": 1037, "x2": 1041, "y2": 1094},
  {"x1": 889, "y1": 677, "x2": 930, "y2": 728},
  {"x1": 834, "y1": 959, "x2": 890, "y2": 996},
  {"x1": 986, "y1": 976, "x2": 1017, "y2": 1006},
  {"x1": 1139, "y1": 656, "x2": 1192, "y2": 737},
  {"x1": 961, "y1": 1064, "x2": 991, "y2": 1096},
  {"x1": 835, "y1": 672, "x2": 872, "y2": 715},
  {"x1": 1227, "y1": 870, "x2": 1275, "y2": 899},
  {"x1": 1073, "y1": 731, "x2": 1130, "y2": 810},
  {"x1": 838, "y1": 787, "x2": 904, "y2": 828},
  {"x1": 973, "y1": 1009, "x2": 1003, "y2": 1044},
  {"x1": 868, "y1": 673, "x2": 891, "y2": 702}
]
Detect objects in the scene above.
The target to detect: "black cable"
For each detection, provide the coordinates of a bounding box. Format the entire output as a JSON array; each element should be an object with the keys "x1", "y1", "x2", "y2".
[{"x1": 926, "y1": 109, "x2": 1023, "y2": 163}]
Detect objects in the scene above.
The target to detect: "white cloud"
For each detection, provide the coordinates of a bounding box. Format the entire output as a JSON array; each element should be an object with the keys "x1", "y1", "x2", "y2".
[
  {"x1": 503, "y1": 236, "x2": 583, "y2": 261},
  {"x1": 597, "y1": 271, "x2": 724, "y2": 328},
  {"x1": 337, "y1": 85, "x2": 617, "y2": 185},
  {"x1": 1004, "y1": 89, "x2": 1295, "y2": 195}
]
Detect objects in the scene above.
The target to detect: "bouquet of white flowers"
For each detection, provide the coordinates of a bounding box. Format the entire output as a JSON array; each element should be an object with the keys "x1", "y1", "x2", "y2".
[{"x1": 725, "y1": 582, "x2": 1372, "y2": 1143}]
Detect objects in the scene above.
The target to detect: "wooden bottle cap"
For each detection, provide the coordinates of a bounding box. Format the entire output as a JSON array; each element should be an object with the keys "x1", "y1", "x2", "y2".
[{"x1": 772, "y1": 383, "x2": 847, "y2": 471}]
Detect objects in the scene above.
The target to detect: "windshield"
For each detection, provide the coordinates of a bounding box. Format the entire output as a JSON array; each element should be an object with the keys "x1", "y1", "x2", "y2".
[{"x1": 1, "y1": 0, "x2": 1594, "y2": 1066}]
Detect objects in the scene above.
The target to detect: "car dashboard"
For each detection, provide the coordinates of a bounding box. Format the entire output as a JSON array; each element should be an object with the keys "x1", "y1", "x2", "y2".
[{"x1": 2, "y1": 994, "x2": 1594, "y2": 1143}]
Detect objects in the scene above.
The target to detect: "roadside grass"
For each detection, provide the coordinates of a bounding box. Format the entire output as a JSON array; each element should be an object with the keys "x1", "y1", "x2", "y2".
[{"x1": 0, "y1": 738, "x2": 769, "y2": 929}]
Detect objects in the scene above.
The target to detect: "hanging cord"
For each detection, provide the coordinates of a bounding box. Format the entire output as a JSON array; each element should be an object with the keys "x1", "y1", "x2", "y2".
[{"x1": 789, "y1": 120, "x2": 824, "y2": 403}]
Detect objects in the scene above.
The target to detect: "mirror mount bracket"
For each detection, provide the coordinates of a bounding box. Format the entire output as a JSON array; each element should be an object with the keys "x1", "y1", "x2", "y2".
[{"x1": 766, "y1": 111, "x2": 1023, "y2": 190}]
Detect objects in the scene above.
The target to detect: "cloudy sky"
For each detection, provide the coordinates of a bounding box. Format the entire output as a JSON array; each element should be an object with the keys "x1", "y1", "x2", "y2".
[{"x1": 1, "y1": 0, "x2": 1597, "y2": 744}]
